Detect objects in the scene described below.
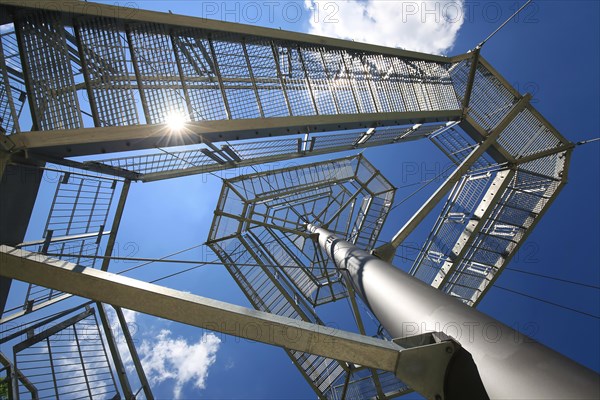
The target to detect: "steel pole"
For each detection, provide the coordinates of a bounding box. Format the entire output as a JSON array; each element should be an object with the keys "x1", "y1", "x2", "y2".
[{"x1": 308, "y1": 224, "x2": 599, "y2": 400}]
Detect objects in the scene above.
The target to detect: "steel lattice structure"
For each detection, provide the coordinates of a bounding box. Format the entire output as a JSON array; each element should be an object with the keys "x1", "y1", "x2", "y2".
[
  {"x1": 208, "y1": 155, "x2": 401, "y2": 399},
  {"x1": 0, "y1": 1, "x2": 593, "y2": 400}
]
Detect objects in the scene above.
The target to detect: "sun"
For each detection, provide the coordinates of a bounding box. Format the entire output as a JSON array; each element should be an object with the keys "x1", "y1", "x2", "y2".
[{"x1": 164, "y1": 110, "x2": 187, "y2": 133}]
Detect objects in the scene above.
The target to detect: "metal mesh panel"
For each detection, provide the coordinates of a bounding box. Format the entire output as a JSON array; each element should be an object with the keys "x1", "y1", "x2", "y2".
[
  {"x1": 232, "y1": 137, "x2": 298, "y2": 159},
  {"x1": 430, "y1": 126, "x2": 497, "y2": 169},
  {"x1": 99, "y1": 148, "x2": 213, "y2": 174},
  {"x1": 364, "y1": 54, "x2": 406, "y2": 113},
  {"x1": 449, "y1": 59, "x2": 516, "y2": 131},
  {"x1": 300, "y1": 48, "x2": 337, "y2": 115},
  {"x1": 328, "y1": 369, "x2": 411, "y2": 400},
  {"x1": 519, "y1": 151, "x2": 566, "y2": 180},
  {"x1": 175, "y1": 32, "x2": 228, "y2": 121},
  {"x1": 284, "y1": 46, "x2": 317, "y2": 116},
  {"x1": 130, "y1": 24, "x2": 188, "y2": 124},
  {"x1": 13, "y1": 308, "x2": 119, "y2": 400},
  {"x1": 212, "y1": 36, "x2": 260, "y2": 119},
  {"x1": 311, "y1": 131, "x2": 363, "y2": 150},
  {"x1": 15, "y1": 10, "x2": 81, "y2": 130},
  {"x1": 419, "y1": 60, "x2": 460, "y2": 111},
  {"x1": 4, "y1": 8, "x2": 463, "y2": 133},
  {"x1": 244, "y1": 39, "x2": 289, "y2": 118},
  {"x1": 78, "y1": 17, "x2": 139, "y2": 127},
  {"x1": 320, "y1": 50, "x2": 359, "y2": 114},
  {"x1": 497, "y1": 107, "x2": 563, "y2": 158},
  {"x1": 369, "y1": 123, "x2": 447, "y2": 145},
  {"x1": 344, "y1": 54, "x2": 377, "y2": 113}
]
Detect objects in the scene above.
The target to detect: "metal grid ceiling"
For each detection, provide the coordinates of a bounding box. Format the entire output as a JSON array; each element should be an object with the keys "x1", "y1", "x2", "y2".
[{"x1": 5, "y1": 9, "x2": 460, "y2": 132}]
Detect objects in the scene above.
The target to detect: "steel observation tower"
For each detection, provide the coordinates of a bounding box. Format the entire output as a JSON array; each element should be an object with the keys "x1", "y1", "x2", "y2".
[{"x1": 0, "y1": 1, "x2": 598, "y2": 399}]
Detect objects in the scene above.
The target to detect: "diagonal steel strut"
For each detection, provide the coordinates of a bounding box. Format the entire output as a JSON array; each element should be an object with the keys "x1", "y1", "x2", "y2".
[{"x1": 0, "y1": 245, "x2": 463, "y2": 400}]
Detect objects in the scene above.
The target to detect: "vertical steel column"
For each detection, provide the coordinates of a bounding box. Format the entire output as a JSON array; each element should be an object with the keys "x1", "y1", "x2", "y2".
[
  {"x1": 74, "y1": 25, "x2": 101, "y2": 127},
  {"x1": 308, "y1": 224, "x2": 600, "y2": 400},
  {"x1": 170, "y1": 34, "x2": 195, "y2": 120},
  {"x1": 95, "y1": 302, "x2": 135, "y2": 399},
  {"x1": 0, "y1": 36, "x2": 20, "y2": 133},
  {"x1": 125, "y1": 28, "x2": 151, "y2": 123},
  {"x1": 113, "y1": 306, "x2": 154, "y2": 400},
  {"x1": 271, "y1": 43, "x2": 293, "y2": 116},
  {"x1": 207, "y1": 35, "x2": 232, "y2": 119},
  {"x1": 241, "y1": 39, "x2": 265, "y2": 118},
  {"x1": 12, "y1": 15, "x2": 40, "y2": 131}
]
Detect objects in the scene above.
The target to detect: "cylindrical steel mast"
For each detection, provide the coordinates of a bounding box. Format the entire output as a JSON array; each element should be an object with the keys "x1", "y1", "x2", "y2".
[{"x1": 308, "y1": 224, "x2": 599, "y2": 400}]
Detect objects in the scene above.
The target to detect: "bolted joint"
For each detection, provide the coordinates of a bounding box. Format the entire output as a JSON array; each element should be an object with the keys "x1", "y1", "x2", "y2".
[{"x1": 393, "y1": 332, "x2": 489, "y2": 400}]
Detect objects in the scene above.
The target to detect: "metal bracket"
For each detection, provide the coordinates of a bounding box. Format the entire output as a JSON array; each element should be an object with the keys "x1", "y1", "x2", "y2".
[
  {"x1": 0, "y1": 134, "x2": 17, "y2": 152},
  {"x1": 394, "y1": 332, "x2": 458, "y2": 400},
  {"x1": 393, "y1": 331, "x2": 490, "y2": 400}
]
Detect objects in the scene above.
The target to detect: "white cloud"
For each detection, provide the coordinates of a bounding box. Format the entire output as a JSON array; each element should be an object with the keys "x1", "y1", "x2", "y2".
[
  {"x1": 107, "y1": 308, "x2": 221, "y2": 398},
  {"x1": 304, "y1": 0, "x2": 464, "y2": 55},
  {"x1": 139, "y1": 329, "x2": 221, "y2": 399}
]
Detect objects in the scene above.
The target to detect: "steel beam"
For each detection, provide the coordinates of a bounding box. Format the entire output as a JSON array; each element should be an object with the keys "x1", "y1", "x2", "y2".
[
  {"x1": 461, "y1": 48, "x2": 481, "y2": 112},
  {"x1": 101, "y1": 180, "x2": 130, "y2": 271},
  {"x1": 372, "y1": 138, "x2": 494, "y2": 262},
  {"x1": 431, "y1": 169, "x2": 515, "y2": 290},
  {"x1": 0, "y1": 0, "x2": 450, "y2": 64},
  {"x1": 74, "y1": 24, "x2": 101, "y2": 127},
  {"x1": 309, "y1": 224, "x2": 600, "y2": 400},
  {"x1": 96, "y1": 302, "x2": 134, "y2": 399},
  {"x1": 0, "y1": 352, "x2": 38, "y2": 399},
  {"x1": 0, "y1": 37, "x2": 20, "y2": 134},
  {"x1": 2, "y1": 245, "x2": 466, "y2": 400},
  {"x1": 7, "y1": 110, "x2": 461, "y2": 157},
  {"x1": 373, "y1": 95, "x2": 531, "y2": 261},
  {"x1": 113, "y1": 305, "x2": 154, "y2": 400}
]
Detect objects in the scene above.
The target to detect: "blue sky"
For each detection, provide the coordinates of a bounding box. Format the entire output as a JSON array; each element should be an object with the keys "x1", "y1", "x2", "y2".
[{"x1": 10, "y1": 1, "x2": 600, "y2": 399}]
